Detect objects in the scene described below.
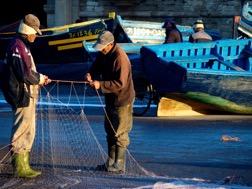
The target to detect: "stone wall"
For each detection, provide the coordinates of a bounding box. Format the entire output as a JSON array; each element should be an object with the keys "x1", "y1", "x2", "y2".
[
  {"x1": 45, "y1": 0, "x2": 245, "y2": 38},
  {"x1": 78, "y1": 0, "x2": 244, "y2": 38}
]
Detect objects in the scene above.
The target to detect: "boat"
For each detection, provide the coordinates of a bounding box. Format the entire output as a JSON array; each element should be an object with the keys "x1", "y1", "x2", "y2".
[
  {"x1": 83, "y1": 15, "x2": 196, "y2": 55},
  {"x1": 114, "y1": 15, "x2": 193, "y2": 43},
  {"x1": 0, "y1": 15, "x2": 117, "y2": 80},
  {"x1": 0, "y1": 14, "x2": 220, "y2": 82},
  {"x1": 140, "y1": 38, "x2": 252, "y2": 116},
  {"x1": 0, "y1": 14, "x2": 221, "y2": 65},
  {"x1": 114, "y1": 15, "x2": 221, "y2": 44},
  {"x1": 0, "y1": 16, "x2": 115, "y2": 65},
  {"x1": 84, "y1": 14, "x2": 222, "y2": 52},
  {"x1": 0, "y1": 11, "x2": 223, "y2": 64},
  {"x1": 238, "y1": 2, "x2": 252, "y2": 38}
]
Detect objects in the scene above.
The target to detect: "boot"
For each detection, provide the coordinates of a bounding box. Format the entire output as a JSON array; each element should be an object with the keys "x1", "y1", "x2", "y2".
[
  {"x1": 107, "y1": 146, "x2": 126, "y2": 173},
  {"x1": 12, "y1": 152, "x2": 41, "y2": 178},
  {"x1": 23, "y1": 152, "x2": 41, "y2": 177},
  {"x1": 96, "y1": 145, "x2": 116, "y2": 171}
]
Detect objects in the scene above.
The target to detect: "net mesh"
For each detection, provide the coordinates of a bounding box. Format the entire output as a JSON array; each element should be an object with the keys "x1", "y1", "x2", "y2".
[
  {"x1": 0, "y1": 81, "x2": 250, "y2": 188},
  {"x1": 0, "y1": 82, "x2": 158, "y2": 188}
]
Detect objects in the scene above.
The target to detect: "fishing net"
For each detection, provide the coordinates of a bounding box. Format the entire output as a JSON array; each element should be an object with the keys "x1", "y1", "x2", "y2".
[{"x1": 0, "y1": 81, "x2": 250, "y2": 188}]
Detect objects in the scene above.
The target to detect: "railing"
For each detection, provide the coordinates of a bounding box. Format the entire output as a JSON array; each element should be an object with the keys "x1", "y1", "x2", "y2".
[{"x1": 142, "y1": 39, "x2": 252, "y2": 71}]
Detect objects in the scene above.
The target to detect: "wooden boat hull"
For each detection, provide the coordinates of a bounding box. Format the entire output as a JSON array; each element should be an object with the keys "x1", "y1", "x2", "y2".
[
  {"x1": 155, "y1": 68, "x2": 252, "y2": 116},
  {"x1": 0, "y1": 18, "x2": 115, "y2": 65},
  {"x1": 141, "y1": 39, "x2": 252, "y2": 115},
  {"x1": 184, "y1": 70, "x2": 252, "y2": 107},
  {"x1": 115, "y1": 15, "x2": 221, "y2": 44},
  {"x1": 115, "y1": 15, "x2": 193, "y2": 43}
]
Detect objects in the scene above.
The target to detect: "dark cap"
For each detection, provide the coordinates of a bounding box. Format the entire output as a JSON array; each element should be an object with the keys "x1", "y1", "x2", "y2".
[
  {"x1": 93, "y1": 31, "x2": 114, "y2": 51},
  {"x1": 23, "y1": 14, "x2": 42, "y2": 35},
  {"x1": 162, "y1": 18, "x2": 175, "y2": 28}
]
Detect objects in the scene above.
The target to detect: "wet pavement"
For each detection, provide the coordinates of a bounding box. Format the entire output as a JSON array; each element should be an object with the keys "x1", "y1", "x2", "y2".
[{"x1": 0, "y1": 89, "x2": 252, "y2": 187}]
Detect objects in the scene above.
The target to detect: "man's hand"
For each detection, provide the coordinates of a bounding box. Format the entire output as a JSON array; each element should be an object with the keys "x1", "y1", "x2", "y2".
[
  {"x1": 84, "y1": 73, "x2": 100, "y2": 89},
  {"x1": 85, "y1": 73, "x2": 92, "y2": 83},
  {"x1": 39, "y1": 74, "x2": 51, "y2": 85},
  {"x1": 90, "y1": 80, "x2": 101, "y2": 90},
  {"x1": 44, "y1": 76, "x2": 51, "y2": 85}
]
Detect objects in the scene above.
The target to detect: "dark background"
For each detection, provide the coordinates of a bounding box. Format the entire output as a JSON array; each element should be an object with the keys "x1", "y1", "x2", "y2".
[{"x1": 0, "y1": 0, "x2": 47, "y2": 29}]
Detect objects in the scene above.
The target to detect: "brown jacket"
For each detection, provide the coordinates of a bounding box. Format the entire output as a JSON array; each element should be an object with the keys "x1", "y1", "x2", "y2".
[
  {"x1": 164, "y1": 29, "x2": 183, "y2": 43},
  {"x1": 89, "y1": 44, "x2": 135, "y2": 106}
]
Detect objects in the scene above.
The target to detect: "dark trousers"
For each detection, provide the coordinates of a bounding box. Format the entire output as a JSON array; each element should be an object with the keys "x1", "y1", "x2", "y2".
[{"x1": 104, "y1": 102, "x2": 133, "y2": 148}]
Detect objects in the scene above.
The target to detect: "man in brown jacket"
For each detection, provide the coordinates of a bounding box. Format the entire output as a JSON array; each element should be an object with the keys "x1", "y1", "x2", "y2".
[
  {"x1": 85, "y1": 31, "x2": 135, "y2": 173},
  {"x1": 162, "y1": 18, "x2": 183, "y2": 43}
]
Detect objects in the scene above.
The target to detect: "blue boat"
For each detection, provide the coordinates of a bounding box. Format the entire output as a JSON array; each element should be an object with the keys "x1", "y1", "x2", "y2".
[
  {"x1": 140, "y1": 38, "x2": 252, "y2": 115},
  {"x1": 238, "y1": 2, "x2": 252, "y2": 38}
]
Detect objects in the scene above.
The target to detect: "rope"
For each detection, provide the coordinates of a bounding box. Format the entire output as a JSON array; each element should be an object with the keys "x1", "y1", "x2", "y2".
[
  {"x1": 95, "y1": 89, "x2": 117, "y2": 135},
  {"x1": 0, "y1": 110, "x2": 37, "y2": 164},
  {"x1": 50, "y1": 79, "x2": 89, "y2": 84},
  {"x1": 0, "y1": 147, "x2": 13, "y2": 165}
]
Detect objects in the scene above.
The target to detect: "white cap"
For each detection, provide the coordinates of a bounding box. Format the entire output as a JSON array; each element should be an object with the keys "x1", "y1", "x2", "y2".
[
  {"x1": 18, "y1": 14, "x2": 42, "y2": 35},
  {"x1": 193, "y1": 19, "x2": 204, "y2": 30}
]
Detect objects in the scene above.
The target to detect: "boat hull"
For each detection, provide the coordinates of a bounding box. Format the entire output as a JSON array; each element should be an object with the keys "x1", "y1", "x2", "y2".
[
  {"x1": 141, "y1": 40, "x2": 252, "y2": 115},
  {"x1": 238, "y1": 2, "x2": 252, "y2": 38},
  {"x1": 0, "y1": 18, "x2": 114, "y2": 65},
  {"x1": 184, "y1": 70, "x2": 252, "y2": 106}
]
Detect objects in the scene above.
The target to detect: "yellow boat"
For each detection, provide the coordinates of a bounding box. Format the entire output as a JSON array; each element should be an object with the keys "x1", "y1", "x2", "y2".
[{"x1": 0, "y1": 16, "x2": 115, "y2": 64}]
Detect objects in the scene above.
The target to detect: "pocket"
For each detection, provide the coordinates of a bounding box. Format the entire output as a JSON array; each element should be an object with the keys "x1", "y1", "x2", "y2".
[
  {"x1": 17, "y1": 84, "x2": 30, "y2": 108},
  {"x1": 2, "y1": 76, "x2": 19, "y2": 108}
]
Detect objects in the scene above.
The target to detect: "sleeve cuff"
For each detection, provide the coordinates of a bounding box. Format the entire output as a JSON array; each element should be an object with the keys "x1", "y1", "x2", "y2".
[{"x1": 39, "y1": 74, "x2": 44, "y2": 85}]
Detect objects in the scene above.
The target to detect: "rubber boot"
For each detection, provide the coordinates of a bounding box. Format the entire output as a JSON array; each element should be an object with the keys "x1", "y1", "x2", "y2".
[
  {"x1": 96, "y1": 145, "x2": 116, "y2": 171},
  {"x1": 107, "y1": 146, "x2": 126, "y2": 173},
  {"x1": 23, "y1": 152, "x2": 41, "y2": 177},
  {"x1": 106, "y1": 145, "x2": 116, "y2": 168},
  {"x1": 12, "y1": 153, "x2": 41, "y2": 178}
]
